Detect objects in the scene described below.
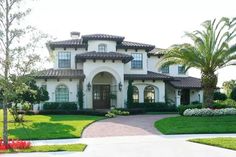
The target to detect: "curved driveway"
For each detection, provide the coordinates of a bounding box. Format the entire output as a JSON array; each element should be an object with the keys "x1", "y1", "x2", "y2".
[{"x1": 82, "y1": 114, "x2": 176, "y2": 138}]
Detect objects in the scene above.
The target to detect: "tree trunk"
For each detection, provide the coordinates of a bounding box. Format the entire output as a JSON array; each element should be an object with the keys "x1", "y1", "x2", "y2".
[
  {"x1": 3, "y1": 0, "x2": 10, "y2": 146},
  {"x1": 2, "y1": 102, "x2": 8, "y2": 145},
  {"x1": 201, "y1": 72, "x2": 217, "y2": 107}
]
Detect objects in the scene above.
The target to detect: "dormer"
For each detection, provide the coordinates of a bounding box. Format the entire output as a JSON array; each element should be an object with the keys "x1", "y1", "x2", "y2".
[{"x1": 81, "y1": 34, "x2": 125, "y2": 52}]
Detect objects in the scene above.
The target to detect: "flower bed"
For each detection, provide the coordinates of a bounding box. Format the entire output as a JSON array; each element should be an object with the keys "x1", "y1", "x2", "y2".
[
  {"x1": 0, "y1": 139, "x2": 31, "y2": 150},
  {"x1": 183, "y1": 108, "x2": 236, "y2": 116}
]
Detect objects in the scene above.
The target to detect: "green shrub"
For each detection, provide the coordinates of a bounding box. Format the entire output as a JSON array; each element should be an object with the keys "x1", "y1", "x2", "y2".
[
  {"x1": 214, "y1": 92, "x2": 227, "y2": 101},
  {"x1": 221, "y1": 99, "x2": 236, "y2": 107},
  {"x1": 177, "y1": 104, "x2": 202, "y2": 115},
  {"x1": 128, "y1": 102, "x2": 177, "y2": 112},
  {"x1": 110, "y1": 109, "x2": 129, "y2": 115},
  {"x1": 105, "y1": 112, "x2": 116, "y2": 118},
  {"x1": 43, "y1": 102, "x2": 78, "y2": 110},
  {"x1": 230, "y1": 88, "x2": 236, "y2": 101}
]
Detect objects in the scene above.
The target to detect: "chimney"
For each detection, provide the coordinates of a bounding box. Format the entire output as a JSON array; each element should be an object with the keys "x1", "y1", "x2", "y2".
[{"x1": 70, "y1": 32, "x2": 80, "y2": 39}]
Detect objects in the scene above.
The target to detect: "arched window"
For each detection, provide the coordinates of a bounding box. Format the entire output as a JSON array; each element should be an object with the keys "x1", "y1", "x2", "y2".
[
  {"x1": 55, "y1": 85, "x2": 69, "y2": 102},
  {"x1": 132, "y1": 86, "x2": 139, "y2": 103},
  {"x1": 98, "y1": 44, "x2": 107, "y2": 52},
  {"x1": 144, "y1": 86, "x2": 155, "y2": 103}
]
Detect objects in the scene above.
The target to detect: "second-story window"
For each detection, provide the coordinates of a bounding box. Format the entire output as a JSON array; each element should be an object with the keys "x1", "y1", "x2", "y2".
[
  {"x1": 58, "y1": 52, "x2": 71, "y2": 68},
  {"x1": 161, "y1": 65, "x2": 169, "y2": 74},
  {"x1": 178, "y1": 65, "x2": 185, "y2": 74},
  {"x1": 131, "y1": 53, "x2": 143, "y2": 69},
  {"x1": 98, "y1": 44, "x2": 107, "y2": 52}
]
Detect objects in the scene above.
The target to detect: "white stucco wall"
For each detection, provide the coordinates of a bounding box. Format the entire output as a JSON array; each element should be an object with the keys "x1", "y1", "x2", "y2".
[
  {"x1": 87, "y1": 40, "x2": 117, "y2": 52},
  {"x1": 148, "y1": 56, "x2": 189, "y2": 77},
  {"x1": 36, "y1": 78, "x2": 80, "y2": 102},
  {"x1": 117, "y1": 49, "x2": 148, "y2": 74},
  {"x1": 83, "y1": 60, "x2": 124, "y2": 109},
  {"x1": 123, "y1": 80, "x2": 166, "y2": 104},
  {"x1": 51, "y1": 48, "x2": 86, "y2": 69}
]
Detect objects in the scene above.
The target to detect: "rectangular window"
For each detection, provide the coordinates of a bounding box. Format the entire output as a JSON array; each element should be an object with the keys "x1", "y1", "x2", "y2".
[
  {"x1": 161, "y1": 66, "x2": 169, "y2": 74},
  {"x1": 58, "y1": 52, "x2": 71, "y2": 68},
  {"x1": 178, "y1": 66, "x2": 185, "y2": 74},
  {"x1": 41, "y1": 85, "x2": 47, "y2": 90},
  {"x1": 131, "y1": 53, "x2": 143, "y2": 69}
]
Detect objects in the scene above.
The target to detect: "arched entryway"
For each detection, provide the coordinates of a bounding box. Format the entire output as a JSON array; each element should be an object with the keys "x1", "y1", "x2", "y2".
[{"x1": 92, "y1": 72, "x2": 117, "y2": 109}]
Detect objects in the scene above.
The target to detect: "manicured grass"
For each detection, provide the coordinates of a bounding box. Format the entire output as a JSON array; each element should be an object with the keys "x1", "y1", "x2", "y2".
[
  {"x1": 155, "y1": 115, "x2": 236, "y2": 134},
  {"x1": 0, "y1": 143, "x2": 87, "y2": 153},
  {"x1": 189, "y1": 137, "x2": 236, "y2": 151},
  {"x1": 0, "y1": 110, "x2": 104, "y2": 140}
]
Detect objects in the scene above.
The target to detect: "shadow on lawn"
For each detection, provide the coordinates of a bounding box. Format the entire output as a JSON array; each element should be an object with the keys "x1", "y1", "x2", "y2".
[
  {"x1": 48, "y1": 115, "x2": 103, "y2": 122},
  {"x1": 8, "y1": 122, "x2": 77, "y2": 140}
]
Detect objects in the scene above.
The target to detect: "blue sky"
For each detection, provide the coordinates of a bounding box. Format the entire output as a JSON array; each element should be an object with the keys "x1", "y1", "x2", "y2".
[{"x1": 27, "y1": 0, "x2": 236, "y2": 86}]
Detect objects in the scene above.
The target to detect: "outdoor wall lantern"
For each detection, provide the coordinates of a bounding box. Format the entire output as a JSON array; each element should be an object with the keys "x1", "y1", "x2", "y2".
[
  {"x1": 87, "y1": 82, "x2": 91, "y2": 91},
  {"x1": 178, "y1": 90, "x2": 182, "y2": 96},
  {"x1": 118, "y1": 82, "x2": 122, "y2": 91}
]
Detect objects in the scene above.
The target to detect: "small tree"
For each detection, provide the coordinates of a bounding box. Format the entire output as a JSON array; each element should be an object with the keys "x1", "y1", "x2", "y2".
[
  {"x1": 0, "y1": 0, "x2": 48, "y2": 145},
  {"x1": 127, "y1": 80, "x2": 133, "y2": 108},
  {"x1": 230, "y1": 88, "x2": 236, "y2": 101}
]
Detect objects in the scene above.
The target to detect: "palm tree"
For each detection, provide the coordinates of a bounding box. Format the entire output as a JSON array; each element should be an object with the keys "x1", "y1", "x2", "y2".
[{"x1": 161, "y1": 17, "x2": 236, "y2": 107}]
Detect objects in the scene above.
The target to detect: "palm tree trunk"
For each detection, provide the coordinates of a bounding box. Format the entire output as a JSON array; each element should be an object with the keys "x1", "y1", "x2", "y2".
[{"x1": 201, "y1": 72, "x2": 217, "y2": 107}]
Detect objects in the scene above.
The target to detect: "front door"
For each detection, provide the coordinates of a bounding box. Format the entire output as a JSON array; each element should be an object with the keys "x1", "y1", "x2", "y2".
[
  {"x1": 181, "y1": 89, "x2": 190, "y2": 105},
  {"x1": 93, "y1": 85, "x2": 110, "y2": 109}
]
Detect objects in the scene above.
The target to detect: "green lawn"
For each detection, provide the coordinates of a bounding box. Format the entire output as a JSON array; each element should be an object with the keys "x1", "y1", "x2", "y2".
[
  {"x1": 189, "y1": 137, "x2": 236, "y2": 151},
  {"x1": 0, "y1": 110, "x2": 104, "y2": 140},
  {"x1": 155, "y1": 115, "x2": 236, "y2": 134},
  {"x1": 0, "y1": 143, "x2": 87, "y2": 153}
]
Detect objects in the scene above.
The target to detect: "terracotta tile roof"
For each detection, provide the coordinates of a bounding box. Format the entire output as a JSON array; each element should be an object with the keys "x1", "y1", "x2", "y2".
[
  {"x1": 124, "y1": 71, "x2": 172, "y2": 80},
  {"x1": 76, "y1": 51, "x2": 133, "y2": 63},
  {"x1": 33, "y1": 69, "x2": 85, "y2": 79},
  {"x1": 169, "y1": 77, "x2": 202, "y2": 89},
  {"x1": 148, "y1": 48, "x2": 166, "y2": 57},
  {"x1": 82, "y1": 34, "x2": 125, "y2": 42},
  {"x1": 117, "y1": 41, "x2": 155, "y2": 51},
  {"x1": 48, "y1": 39, "x2": 87, "y2": 49}
]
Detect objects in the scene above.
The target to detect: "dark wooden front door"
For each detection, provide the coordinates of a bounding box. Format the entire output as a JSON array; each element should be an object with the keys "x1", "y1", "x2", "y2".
[
  {"x1": 181, "y1": 89, "x2": 190, "y2": 105},
  {"x1": 93, "y1": 85, "x2": 110, "y2": 109}
]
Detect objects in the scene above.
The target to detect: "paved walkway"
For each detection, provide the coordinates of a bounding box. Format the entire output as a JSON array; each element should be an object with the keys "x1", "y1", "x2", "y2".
[
  {"x1": 82, "y1": 114, "x2": 177, "y2": 137},
  {"x1": 3, "y1": 134, "x2": 236, "y2": 157}
]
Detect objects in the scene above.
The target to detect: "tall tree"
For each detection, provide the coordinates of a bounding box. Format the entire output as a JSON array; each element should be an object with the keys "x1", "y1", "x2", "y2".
[
  {"x1": 222, "y1": 80, "x2": 236, "y2": 96},
  {"x1": 0, "y1": 0, "x2": 47, "y2": 145},
  {"x1": 160, "y1": 17, "x2": 236, "y2": 107}
]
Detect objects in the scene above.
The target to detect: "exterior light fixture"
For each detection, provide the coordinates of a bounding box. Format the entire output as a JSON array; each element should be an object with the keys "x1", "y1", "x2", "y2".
[
  {"x1": 178, "y1": 90, "x2": 182, "y2": 96},
  {"x1": 87, "y1": 82, "x2": 91, "y2": 91},
  {"x1": 118, "y1": 82, "x2": 122, "y2": 91}
]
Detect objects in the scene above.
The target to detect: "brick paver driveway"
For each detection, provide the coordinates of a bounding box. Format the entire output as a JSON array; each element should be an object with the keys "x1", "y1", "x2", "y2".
[{"x1": 82, "y1": 114, "x2": 176, "y2": 137}]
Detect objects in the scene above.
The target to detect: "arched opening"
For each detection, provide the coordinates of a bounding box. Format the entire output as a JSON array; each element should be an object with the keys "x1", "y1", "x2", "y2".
[
  {"x1": 144, "y1": 86, "x2": 155, "y2": 103},
  {"x1": 55, "y1": 85, "x2": 69, "y2": 102},
  {"x1": 92, "y1": 72, "x2": 117, "y2": 109},
  {"x1": 132, "y1": 86, "x2": 139, "y2": 103}
]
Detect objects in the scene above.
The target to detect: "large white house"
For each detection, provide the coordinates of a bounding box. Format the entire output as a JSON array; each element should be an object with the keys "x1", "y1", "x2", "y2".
[{"x1": 34, "y1": 32, "x2": 203, "y2": 110}]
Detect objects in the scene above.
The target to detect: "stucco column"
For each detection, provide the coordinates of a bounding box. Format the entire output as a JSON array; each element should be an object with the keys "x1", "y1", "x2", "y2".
[
  {"x1": 139, "y1": 85, "x2": 145, "y2": 103},
  {"x1": 175, "y1": 89, "x2": 181, "y2": 106}
]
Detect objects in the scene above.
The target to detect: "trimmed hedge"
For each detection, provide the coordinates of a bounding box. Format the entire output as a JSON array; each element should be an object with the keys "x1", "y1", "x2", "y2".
[
  {"x1": 128, "y1": 102, "x2": 177, "y2": 112},
  {"x1": 177, "y1": 104, "x2": 202, "y2": 115},
  {"x1": 43, "y1": 102, "x2": 78, "y2": 111},
  {"x1": 38, "y1": 109, "x2": 106, "y2": 116}
]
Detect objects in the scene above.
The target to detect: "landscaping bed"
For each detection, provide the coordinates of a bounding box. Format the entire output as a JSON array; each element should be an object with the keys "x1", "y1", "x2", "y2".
[
  {"x1": 155, "y1": 115, "x2": 236, "y2": 134},
  {"x1": 189, "y1": 137, "x2": 236, "y2": 151}
]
